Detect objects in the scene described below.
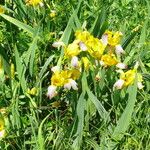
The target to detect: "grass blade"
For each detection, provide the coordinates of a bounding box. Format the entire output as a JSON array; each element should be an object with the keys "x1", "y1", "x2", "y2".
[
  {"x1": 0, "y1": 14, "x2": 34, "y2": 35},
  {"x1": 38, "y1": 114, "x2": 50, "y2": 150},
  {"x1": 14, "y1": 45, "x2": 27, "y2": 92}
]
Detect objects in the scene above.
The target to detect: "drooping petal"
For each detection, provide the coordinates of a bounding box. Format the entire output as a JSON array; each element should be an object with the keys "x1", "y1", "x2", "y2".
[
  {"x1": 101, "y1": 34, "x2": 108, "y2": 46},
  {"x1": 51, "y1": 66, "x2": 60, "y2": 73},
  {"x1": 113, "y1": 79, "x2": 125, "y2": 89},
  {"x1": 71, "y1": 56, "x2": 79, "y2": 68},
  {"x1": 79, "y1": 42, "x2": 87, "y2": 51},
  {"x1": 47, "y1": 85, "x2": 57, "y2": 99},
  {"x1": 64, "y1": 79, "x2": 78, "y2": 90},
  {"x1": 116, "y1": 63, "x2": 127, "y2": 69},
  {"x1": 115, "y1": 45, "x2": 125, "y2": 55},
  {"x1": 52, "y1": 41, "x2": 65, "y2": 48},
  {"x1": 137, "y1": 82, "x2": 144, "y2": 89},
  {"x1": 64, "y1": 82, "x2": 71, "y2": 90},
  {"x1": 0, "y1": 129, "x2": 5, "y2": 138},
  {"x1": 70, "y1": 79, "x2": 78, "y2": 90}
]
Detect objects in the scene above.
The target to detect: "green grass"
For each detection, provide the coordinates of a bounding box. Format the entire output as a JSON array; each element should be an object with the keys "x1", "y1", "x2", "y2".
[{"x1": 0, "y1": 0, "x2": 150, "y2": 149}]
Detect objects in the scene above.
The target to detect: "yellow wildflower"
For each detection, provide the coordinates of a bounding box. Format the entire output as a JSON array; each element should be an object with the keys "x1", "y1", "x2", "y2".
[
  {"x1": 82, "y1": 57, "x2": 90, "y2": 70},
  {"x1": 105, "y1": 30, "x2": 123, "y2": 46},
  {"x1": 0, "y1": 6, "x2": 5, "y2": 14},
  {"x1": 65, "y1": 40, "x2": 80, "y2": 58},
  {"x1": 101, "y1": 53, "x2": 118, "y2": 66},
  {"x1": 26, "y1": 0, "x2": 42, "y2": 6},
  {"x1": 27, "y1": 87, "x2": 37, "y2": 96}
]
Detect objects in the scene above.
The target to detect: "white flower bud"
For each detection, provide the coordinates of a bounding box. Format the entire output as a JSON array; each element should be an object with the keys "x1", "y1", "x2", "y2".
[
  {"x1": 134, "y1": 61, "x2": 139, "y2": 70},
  {"x1": 0, "y1": 130, "x2": 5, "y2": 138},
  {"x1": 115, "y1": 45, "x2": 125, "y2": 55},
  {"x1": 100, "y1": 60, "x2": 105, "y2": 66},
  {"x1": 39, "y1": 2, "x2": 44, "y2": 7},
  {"x1": 52, "y1": 41, "x2": 65, "y2": 48},
  {"x1": 113, "y1": 79, "x2": 125, "y2": 89},
  {"x1": 116, "y1": 63, "x2": 127, "y2": 69},
  {"x1": 137, "y1": 82, "x2": 144, "y2": 89},
  {"x1": 64, "y1": 79, "x2": 78, "y2": 90},
  {"x1": 101, "y1": 34, "x2": 108, "y2": 46},
  {"x1": 47, "y1": 85, "x2": 57, "y2": 99},
  {"x1": 71, "y1": 56, "x2": 79, "y2": 68},
  {"x1": 79, "y1": 42, "x2": 87, "y2": 51},
  {"x1": 51, "y1": 66, "x2": 60, "y2": 73}
]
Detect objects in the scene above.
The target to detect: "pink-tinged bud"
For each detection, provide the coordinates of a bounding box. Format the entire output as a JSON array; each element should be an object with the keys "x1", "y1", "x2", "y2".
[
  {"x1": 137, "y1": 82, "x2": 144, "y2": 89},
  {"x1": 116, "y1": 63, "x2": 127, "y2": 69},
  {"x1": 113, "y1": 79, "x2": 125, "y2": 89},
  {"x1": 134, "y1": 61, "x2": 139, "y2": 69},
  {"x1": 101, "y1": 34, "x2": 108, "y2": 46},
  {"x1": 64, "y1": 79, "x2": 78, "y2": 90},
  {"x1": 51, "y1": 66, "x2": 60, "y2": 73},
  {"x1": 52, "y1": 41, "x2": 65, "y2": 48},
  {"x1": 0, "y1": 130, "x2": 5, "y2": 138},
  {"x1": 47, "y1": 85, "x2": 57, "y2": 99},
  {"x1": 71, "y1": 56, "x2": 79, "y2": 68},
  {"x1": 100, "y1": 60, "x2": 105, "y2": 66},
  {"x1": 79, "y1": 42, "x2": 87, "y2": 51},
  {"x1": 115, "y1": 45, "x2": 125, "y2": 55},
  {"x1": 39, "y1": 2, "x2": 44, "y2": 7}
]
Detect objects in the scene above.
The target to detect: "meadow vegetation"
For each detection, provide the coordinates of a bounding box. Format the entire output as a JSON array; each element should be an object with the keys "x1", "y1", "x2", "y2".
[{"x1": 0, "y1": 0, "x2": 150, "y2": 149}]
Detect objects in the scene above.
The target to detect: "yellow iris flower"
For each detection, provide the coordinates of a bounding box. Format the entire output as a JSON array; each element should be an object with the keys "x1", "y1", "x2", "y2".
[
  {"x1": 26, "y1": 0, "x2": 41, "y2": 6},
  {"x1": 120, "y1": 69, "x2": 143, "y2": 87},
  {"x1": 65, "y1": 40, "x2": 80, "y2": 58},
  {"x1": 87, "y1": 37, "x2": 106, "y2": 60},
  {"x1": 105, "y1": 30, "x2": 123, "y2": 46},
  {"x1": 75, "y1": 30, "x2": 106, "y2": 59},
  {"x1": 75, "y1": 30, "x2": 91, "y2": 42},
  {"x1": 51, "y1": 69, "x2": 80, "y2": 87},
  {"x1": 101, "y1": 53, "x2": 118, "y2": 66},
  {"x1": 120, "y1": 69, "x2": 136, "y2": 86}
]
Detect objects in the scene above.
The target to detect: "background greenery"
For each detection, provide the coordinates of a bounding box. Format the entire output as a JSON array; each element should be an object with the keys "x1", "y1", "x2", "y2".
[{"x1": 0, "y1": 0, "x2": 150, "y2": 149}]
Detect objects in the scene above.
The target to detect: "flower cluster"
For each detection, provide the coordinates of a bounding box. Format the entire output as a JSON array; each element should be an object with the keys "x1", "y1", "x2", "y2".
[
  {"x1": 47, "y1": 67, "x2": 80, "y2": 99},
  {"x1": 47, "y1": 30, "x2": 143, "y2": 99}
]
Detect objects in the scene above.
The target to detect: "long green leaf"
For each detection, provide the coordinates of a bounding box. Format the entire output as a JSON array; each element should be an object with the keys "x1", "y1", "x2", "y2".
[
  {"x1": 38, "y1": 114, "x2": 50, "y2": 150},
  {"x1": 0, "y1": 14, "x2": 34, "y2": 35},
  {"x1": 39, "y1": 55, "x2": 54, "y2": 79},
  {"x1": 72, "y1": 92, "x2": 86, "y2": 150},
  {"x1": 14, "y1": 45, "x2": 27, "y2": 92},
  {"x1": 108, "y1": 79, "x2": 137, "y2": 149},
  {"x1": 90, "y1": 7, "x2": 106, "y2": 37}
]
